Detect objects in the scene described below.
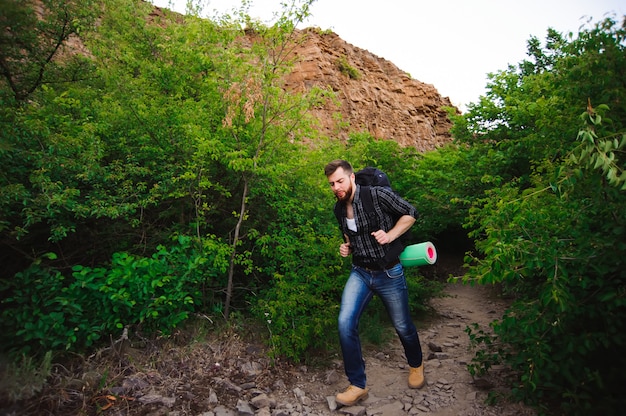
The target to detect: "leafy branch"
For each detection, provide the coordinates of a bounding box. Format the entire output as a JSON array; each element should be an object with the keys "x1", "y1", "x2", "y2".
[{"x1": 570, "y1": 102, "x2": 626, "y2": 190}]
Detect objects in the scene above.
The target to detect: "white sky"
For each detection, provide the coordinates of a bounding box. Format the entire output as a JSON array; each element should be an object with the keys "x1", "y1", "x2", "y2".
[{"x1": 152, "y1": 0, "x2": 625, "y2": 111}]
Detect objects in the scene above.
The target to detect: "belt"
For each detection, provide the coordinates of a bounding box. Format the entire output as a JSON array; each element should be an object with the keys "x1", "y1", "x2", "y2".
[{"x1": 355, "y1": 258, "x2": 400, "y2": 272}]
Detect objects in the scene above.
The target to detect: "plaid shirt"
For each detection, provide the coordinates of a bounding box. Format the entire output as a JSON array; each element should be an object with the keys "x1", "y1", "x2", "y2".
[{"x1": 335, "y1": 185, "x2": 418, "y2": 266}]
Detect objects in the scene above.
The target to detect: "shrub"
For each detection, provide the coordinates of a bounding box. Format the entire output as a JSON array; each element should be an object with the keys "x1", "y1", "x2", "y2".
[
  {"x1": 0, "y1": 352, "x2": 52, "y2": 403},
  {"x1": 0, "y1": 235, "x2": 230, "y2": 357},
  {"x1": 337, "y1": 56, "x2": 360, "y2": 80}
]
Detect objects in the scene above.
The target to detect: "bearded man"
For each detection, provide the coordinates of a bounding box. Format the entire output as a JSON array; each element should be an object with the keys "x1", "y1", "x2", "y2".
[{"x1": 324, "y1": 159, "x2": 426, "y2": 406}]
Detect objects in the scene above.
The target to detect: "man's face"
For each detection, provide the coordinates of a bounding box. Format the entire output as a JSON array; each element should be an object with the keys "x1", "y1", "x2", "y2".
[{"x1": 327, "y1": 167, "x2": 354, "y2": 202}]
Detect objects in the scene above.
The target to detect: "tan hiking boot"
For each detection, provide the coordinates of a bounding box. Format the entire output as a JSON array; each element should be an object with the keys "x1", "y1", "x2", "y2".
[
  {"x1": 408, "y1": 363, "x2": 425, "y2": 389},
  {"x1": 335, "y1": 385, "x2": 369, "y2": 406}
]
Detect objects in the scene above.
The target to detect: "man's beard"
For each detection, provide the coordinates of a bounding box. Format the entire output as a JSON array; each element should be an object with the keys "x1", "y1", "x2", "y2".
[{"x1": 335, "y1": 183, "x2": 353, "y2": 203}]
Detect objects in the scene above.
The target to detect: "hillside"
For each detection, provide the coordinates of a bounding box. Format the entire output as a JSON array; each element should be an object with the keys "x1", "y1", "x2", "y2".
[{"x1": 148, "y1": 5, "x2": 456, "y2": 151}]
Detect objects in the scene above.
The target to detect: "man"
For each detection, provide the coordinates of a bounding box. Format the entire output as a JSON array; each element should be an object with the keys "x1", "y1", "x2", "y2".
[{"x1": 324, "y1": 159, "x2": 425, "y2": 407}]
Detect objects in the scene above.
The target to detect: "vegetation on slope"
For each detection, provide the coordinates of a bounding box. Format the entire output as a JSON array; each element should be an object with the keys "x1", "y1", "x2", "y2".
[{"x1": 1, "y1": 1, "x2": 625, "y2": 414}]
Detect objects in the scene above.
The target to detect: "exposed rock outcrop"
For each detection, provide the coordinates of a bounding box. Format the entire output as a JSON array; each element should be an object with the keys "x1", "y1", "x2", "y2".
[
  {"x1": 57, "y1": 2, "x2": 457, "y2": 152},
  {"x1": 283, "y1": 28, "x2": 457, "y2": 151}
]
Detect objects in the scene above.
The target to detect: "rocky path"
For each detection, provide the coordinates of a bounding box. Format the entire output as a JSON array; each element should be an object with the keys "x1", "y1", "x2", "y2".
[
  {"x1": 249, "y1": 283, "x2": 538, "y2": 416},
  {"x1": 4, "y1": 283, "x2": 540, "y2": 415}
]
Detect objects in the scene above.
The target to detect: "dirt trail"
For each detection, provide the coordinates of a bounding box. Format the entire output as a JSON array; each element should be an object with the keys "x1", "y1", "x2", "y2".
[
  {"x1": 289, "y1": 283, "x2": 537, "y2": 415},
  {"x1": 1, "y1": 282, "x2": 539, "y2": 415}
]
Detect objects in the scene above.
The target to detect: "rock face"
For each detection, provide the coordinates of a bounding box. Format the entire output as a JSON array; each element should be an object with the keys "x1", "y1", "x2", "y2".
[
  {"x1": 59, "y1": 1, "x2": 456, "y2": 152},
  {"x1": 57, "y1": 2, "x2": 456, "y2": 152},
  {"x1": 283, "y1": 28, "x2": 457, "y2": 152}
]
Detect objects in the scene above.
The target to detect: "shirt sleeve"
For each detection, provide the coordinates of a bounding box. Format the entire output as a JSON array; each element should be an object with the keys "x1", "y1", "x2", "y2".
[{"x1": 374, "y1": 187, "x2": 418, "y2": 220}]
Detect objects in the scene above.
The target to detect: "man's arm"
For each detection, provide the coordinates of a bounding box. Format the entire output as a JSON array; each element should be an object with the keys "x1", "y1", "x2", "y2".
[{"x1": 371, "y1": 215, "x2": 415, "y2": 245}]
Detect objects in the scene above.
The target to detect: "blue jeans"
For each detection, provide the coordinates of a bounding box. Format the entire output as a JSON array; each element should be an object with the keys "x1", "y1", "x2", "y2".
[{"x1": 338, "y1": 263, "x2": 423, "y2": 388}]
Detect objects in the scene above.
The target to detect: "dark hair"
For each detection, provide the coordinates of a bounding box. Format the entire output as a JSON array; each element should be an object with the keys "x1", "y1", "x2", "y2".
[{"x1": 324, "y1": 159, "x2": 353, "y2": 177}]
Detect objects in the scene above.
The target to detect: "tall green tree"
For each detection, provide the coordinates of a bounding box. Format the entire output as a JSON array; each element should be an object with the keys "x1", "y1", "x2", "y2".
[{"x1": 208, "y1": 0, "x2": 328, "y2": 318}]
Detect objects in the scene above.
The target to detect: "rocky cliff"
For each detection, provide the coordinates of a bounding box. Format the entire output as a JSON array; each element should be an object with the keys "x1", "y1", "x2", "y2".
[
  {"x1": 96, "y1": 4, "x2": 457, "y2": 152},
  {"x1": 282, "y1": 28, "x2": 456, "y2": 152}
]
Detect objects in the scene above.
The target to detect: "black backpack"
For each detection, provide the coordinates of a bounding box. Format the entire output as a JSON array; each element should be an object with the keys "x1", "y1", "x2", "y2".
[{"x1": 354, "y1": 167, "x2": 392, "y2": 189}]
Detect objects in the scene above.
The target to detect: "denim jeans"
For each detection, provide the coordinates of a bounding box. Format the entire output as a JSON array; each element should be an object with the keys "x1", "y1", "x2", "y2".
[{"x1": 338, "y1": 263, "x2": 423, "y2": 389}]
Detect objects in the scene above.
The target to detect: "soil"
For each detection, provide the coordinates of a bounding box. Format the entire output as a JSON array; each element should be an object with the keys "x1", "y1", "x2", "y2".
[
  {"x1": 1, "y1": 279, "x2": 539, "y2": 416},
  {"x1": 278, "y1": 282, "x2": 538, "y2": 416}
]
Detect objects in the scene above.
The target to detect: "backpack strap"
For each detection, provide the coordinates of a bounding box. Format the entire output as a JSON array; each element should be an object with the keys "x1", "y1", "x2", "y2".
[
  {"x1": 361, "y1": 186, "x2": 405, "y2": 267},
  {"x1": 359, "y1": 185, "x2": 376, "y2": 216},
  {"x1": 333, "y1": 201, "x2": 342, "y2": 225}
]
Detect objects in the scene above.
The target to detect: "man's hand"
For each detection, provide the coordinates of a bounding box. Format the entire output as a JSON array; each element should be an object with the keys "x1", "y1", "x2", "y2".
[
  {"x1": 371, "y1": 229, "x2": 391, "y2": 245},
  {"x1": 339, "y1": 242, "x2": 351, "y2": 257},
  {"x1": 371, "y1": 215, "x2": 416, "y2": 246},
  {"x1": 340, "y1": 234, "x2": 352, "y2": 257}
]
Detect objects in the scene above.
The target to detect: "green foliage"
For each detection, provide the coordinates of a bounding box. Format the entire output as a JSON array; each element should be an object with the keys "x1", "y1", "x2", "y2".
[
  {"x1": 255, "y1": 266, "x2": 340, "y2": 361},
  {"x1": 464, "y1": 149, "x2": 626, "y2": 413},
  {"x1": 311, "y1": 26, "x2": 334, "y2": 36},
  {"x1": 1, "y1": 235, "x2": 231, "y2": 357},
  {"x1": 401, "y1": 144, "x2": 493, "y2": 237},
  {"x1": 0, "y1": 0, "x2": 98, "y2": 102},
  {"x1": 337, "y1": 56, "x2": 361, "y2": 80},
  {"x1": 1, "y1": 259, "x2": 104, "y2": 354},
  {"x1": 465, "y1": 322, "x2": 502, "y2": 378},
  {"x1": 248, "y1": 144, "x2": 345, "y2": 360},
  {"x1": 405, "y1": 267, "x2": 443, "y2": 314},
  {"x1": 571, "y1": 104, "x2": 626, "y2": 190},
  {"x1": 0, "y1": 351, "x2": 52, "y2": 403},
  {"x1": 455, "y1": 16, "x2": 626, "y2": 414}
]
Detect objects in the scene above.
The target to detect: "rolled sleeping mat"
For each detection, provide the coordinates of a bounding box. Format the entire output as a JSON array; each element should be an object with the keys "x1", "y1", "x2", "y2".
[{"x1": 399, "y1": 241, "x2": 437, "y2": 267}]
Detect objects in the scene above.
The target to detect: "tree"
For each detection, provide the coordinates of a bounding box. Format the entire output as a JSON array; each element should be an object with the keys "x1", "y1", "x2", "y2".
[
  {"x1": 0, "y1": 1, "x2": 102, "y2": 275},
  {"x1": 0, "y1": 0, "x2": 97, "y2": 102},
  {"x1": 211, "y1": 0, "x2": 328, "y2": 318}
]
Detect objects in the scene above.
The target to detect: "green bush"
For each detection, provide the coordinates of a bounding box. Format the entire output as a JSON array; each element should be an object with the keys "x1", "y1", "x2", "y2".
[
  {"x1": 1, "y1": 259, "x2": 105, "y2": 355},
  {"x1": 1, "y1": 235, "x2": 231, "y2": 357},
  {"x1": 0, "y1": 352, "x2": 52, "y2": 403},
  {"x1": 465, "y1": 169, "x2": 626, "y2": 413},
  {"x1": 337, "y1": 56, "x2": 361, "y2": 80},
  {"x1": 453, "y1": 16, "x2": 626, "y2": 414},
  {"x1": 250, "y1": 174, "x2": 345, "y2": 361}
]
